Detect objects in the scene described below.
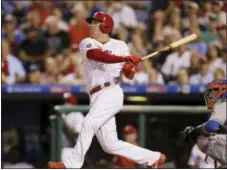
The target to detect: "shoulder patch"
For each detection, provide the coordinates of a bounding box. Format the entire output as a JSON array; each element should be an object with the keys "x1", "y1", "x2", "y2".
[{"x1": 86, "y1": 43, "x2": 92, "y2": 48}]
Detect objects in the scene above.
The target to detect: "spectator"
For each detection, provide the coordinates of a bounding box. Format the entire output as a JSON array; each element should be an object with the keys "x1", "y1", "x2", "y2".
[
  {"x1": 84, "y1": 1, "x2": 103, "y2": 18},
  {"x1": 213, "y1": 68, "x2": 225, "y2": 80},
  {"x1": 2, "y1": 14, "x2": 25, "y2": 56},
  {"x1": 1, "y1": 0, "x2": 224, "y2": 88},
  {"x1": 110, "y1": 1, "x2": 138, "y2": 40},
  {"x1": 2, "y1": 1, "x2": 29, "y2": 17},
  {"x1": 100, "y1": 1, "x2": 113, "y2": 13},
  {"x1": 162, "y1": 7, "x2": 181, "y2": 42},
  {"x1": 2, "y1": 40, "x2": 26, "y2": 85},
  {"x1": 2, "y1": 14, "x2": 25, "y2": 44},
  {"x1": 20, "y1": 26, "x2": 48, "y2": 66},
  {"x1": 28, "y1": 1, "x2": 55, "y2": 27},
  {"x1": 188, "y1": 31, "x2": 208, "y2": 57},
  {"x1": 206, "y1": 44, "x2": 220, "y2": 74},
  {"x1": 111, "y1": 1, "x2": 138, "y2": 30},
  {"x1": 182, "y1": 1, "x2": 200, "y2": 35},
  {"x1": 44, "y1": 15, "x2": 70, "y2": 57},
  {"x1": 68, "y1": 2, "x2": 90, "y2": 51},
  {"x1": 214, "y1": 24, "x2": 226, "y2": 50},
  {"x1": 151, "y1": 10, "x2": 165, "y2": 42},
  {"x1": 11, "y1": 1, "x2": 31, "y2": 25},
  {"x1": 187, "y1": 51, "x2": 202, "y2": 76},
  {"x1": 126, "y1": 1, "x2": 151, "y2": 23},
  {"x1": 27, "y1": 63, "x2": 41, "y2": 84},
  {"x1": 188, "y1": 144, "x2": 215, "y2": 168},
  {"x1": 189, "y1": 60, "x2": 213, "y2": 85},
  {"x1": 55, "y1": 50, "x2": 81, "y2": 75},
  {"x1": 211, "y1": 1, "x2": 226, "y2": 24},
  {"x1": 58, "y1": 54, "x2": 85, "y2": 85},
  {"x1": 52, "y1": 8, "x2": 69, "y2": 32},
  {"x1": 198, "y1": 1, "x2": 212, "y2": 27},
  {"x1": 55, "y1": 1, "x2": 74, "y2": 23},
  {"x1": 148, "y1": 69, "x2": 164, "y2": 85},
  {"x1": 2, "y1": 0, "x2": 16, "y2": 14},
  {"x1": 113, "y1": 125, "x2": 138, "y2": 168},
  {"x1": 218, "y1": 49, "x2": 227, "y2": 75},
  {"x1": 20, "y1": 10, "x2": 41, "y2": 31},
  {"x1": 150, "y1": 0, "x2": 170, "y2": 13},
  {"x1": 201, "y1": 13, "x2": 220, "y2": 44},
  {"x1": 161, "y1": 44, "x2": 191, "y2": 81},
  {"x1": 128, "y1": 22, "x2": 148, "y2": 56},
  {"x1": 175, "y1": 68, "x2": 190, "y2": 86},
  {"x1": 41, "y1": 57, "x2": 59, "y2": 84}
]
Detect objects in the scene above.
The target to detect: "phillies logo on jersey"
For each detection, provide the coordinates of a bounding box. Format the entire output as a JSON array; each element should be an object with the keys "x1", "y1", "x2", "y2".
[{"x1": 87, "y1": 43, "x2": 92, "y2": 48}]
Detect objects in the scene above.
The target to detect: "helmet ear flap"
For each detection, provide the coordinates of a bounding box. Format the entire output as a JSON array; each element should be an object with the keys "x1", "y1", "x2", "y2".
[
  {"x1": 99, "y1": 22, "x2": 105, "y2": 33},
  {"x1": 99, "y1": 17, "x2": 109, "y2": 33}
]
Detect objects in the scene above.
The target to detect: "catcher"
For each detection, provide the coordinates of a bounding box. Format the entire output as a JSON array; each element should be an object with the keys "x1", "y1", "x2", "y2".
[{"x1": 179, "y1": 79, "x2": 227, "y2": 167}]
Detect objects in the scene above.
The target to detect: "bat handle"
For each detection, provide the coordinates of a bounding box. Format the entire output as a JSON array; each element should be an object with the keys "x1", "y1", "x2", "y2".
[
  {"x1": 141, "y1": 45, "x2": 172, "y2": 60},
  {"x1": 141, "y1": 52, "x2": 158, "y2": 60}
]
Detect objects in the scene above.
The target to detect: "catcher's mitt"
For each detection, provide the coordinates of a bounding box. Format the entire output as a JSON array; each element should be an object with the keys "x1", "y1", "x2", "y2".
[{"x1": 177, "y1": 126, "x2": 196, "y2": 146}]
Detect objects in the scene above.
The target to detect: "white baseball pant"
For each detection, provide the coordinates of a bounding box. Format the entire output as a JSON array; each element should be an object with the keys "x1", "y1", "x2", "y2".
[{"x1": 64, "y1": 84, "x2": 161, "y2": 168}]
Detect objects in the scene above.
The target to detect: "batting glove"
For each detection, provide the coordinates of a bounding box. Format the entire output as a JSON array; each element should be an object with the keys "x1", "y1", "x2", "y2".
[{"x1": 125, "y1": 56, "x2": 142, "y2": 65}]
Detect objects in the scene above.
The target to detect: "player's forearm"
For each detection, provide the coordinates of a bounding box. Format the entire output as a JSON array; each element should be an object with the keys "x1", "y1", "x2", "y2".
[{"x1": 87, "y1": 49, "x2": 127, "y2": 63}]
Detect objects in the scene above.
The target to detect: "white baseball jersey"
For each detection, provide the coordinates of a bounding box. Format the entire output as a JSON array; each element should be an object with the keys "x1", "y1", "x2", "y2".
[{"x1": 79, "y1": 37, "x2": 130, "y2": 90}]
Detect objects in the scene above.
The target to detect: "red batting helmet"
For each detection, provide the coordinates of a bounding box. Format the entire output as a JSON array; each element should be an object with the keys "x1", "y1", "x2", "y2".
[
  {"x1": 86, "y1": 12, "x2": 114, "y2": 34},
  {"x1": 123, "y1": 125, "x2": 137, "y2": 134}
]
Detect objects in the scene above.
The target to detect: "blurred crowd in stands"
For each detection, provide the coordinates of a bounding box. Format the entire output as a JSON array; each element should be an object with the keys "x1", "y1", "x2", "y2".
[{"x1": 2, "y1": 0, "x2": 226, "y2": 86}]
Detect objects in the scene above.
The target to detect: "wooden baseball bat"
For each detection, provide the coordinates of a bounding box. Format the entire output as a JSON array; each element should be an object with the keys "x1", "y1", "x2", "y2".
[{"x1": 142, "y1": 33, "x2": 198, "y2": 60}]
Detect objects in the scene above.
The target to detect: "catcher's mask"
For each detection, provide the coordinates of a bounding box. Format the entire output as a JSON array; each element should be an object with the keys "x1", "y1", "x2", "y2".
[{"x1": 204, "y1": 79, "x2": 227, "y2": 109}]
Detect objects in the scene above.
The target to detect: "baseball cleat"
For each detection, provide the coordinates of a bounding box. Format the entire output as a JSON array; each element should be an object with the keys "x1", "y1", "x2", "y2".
[{"x1": 47, "y1": 161, "x2": 66, "y2": 169}]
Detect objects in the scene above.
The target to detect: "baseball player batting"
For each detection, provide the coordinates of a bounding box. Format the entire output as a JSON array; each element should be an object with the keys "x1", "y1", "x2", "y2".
[
  {"x1": 48, "y1": 12, "x2": 166, "y2": 168},
  {"x1": 178, "y1": 79, "x2": 227, "y2": 167}
]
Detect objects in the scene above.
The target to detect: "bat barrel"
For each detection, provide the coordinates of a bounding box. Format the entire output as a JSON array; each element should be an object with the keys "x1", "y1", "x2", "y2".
[{"x1": 142, "y1": 34, "x2": 198, "y2": 60}]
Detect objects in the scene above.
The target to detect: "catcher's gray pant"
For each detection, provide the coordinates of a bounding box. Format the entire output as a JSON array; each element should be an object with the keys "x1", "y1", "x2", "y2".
[{"x1": 197, "y1": 134, "x2": 227, "y2": 165}]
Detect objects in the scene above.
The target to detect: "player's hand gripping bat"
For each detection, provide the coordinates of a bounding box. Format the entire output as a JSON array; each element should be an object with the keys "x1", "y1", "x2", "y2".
[{"x1": 141, "y1": 33, "x2": 198, "y2": 61}]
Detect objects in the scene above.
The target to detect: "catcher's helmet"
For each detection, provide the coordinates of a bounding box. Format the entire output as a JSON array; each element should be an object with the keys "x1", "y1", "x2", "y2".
[
  {"x1": 86, "y1": 12, "x2": 114, "y2": 34},
  {"x1": 204, "y1": 79, "x2": 227, "y2": 109}
]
